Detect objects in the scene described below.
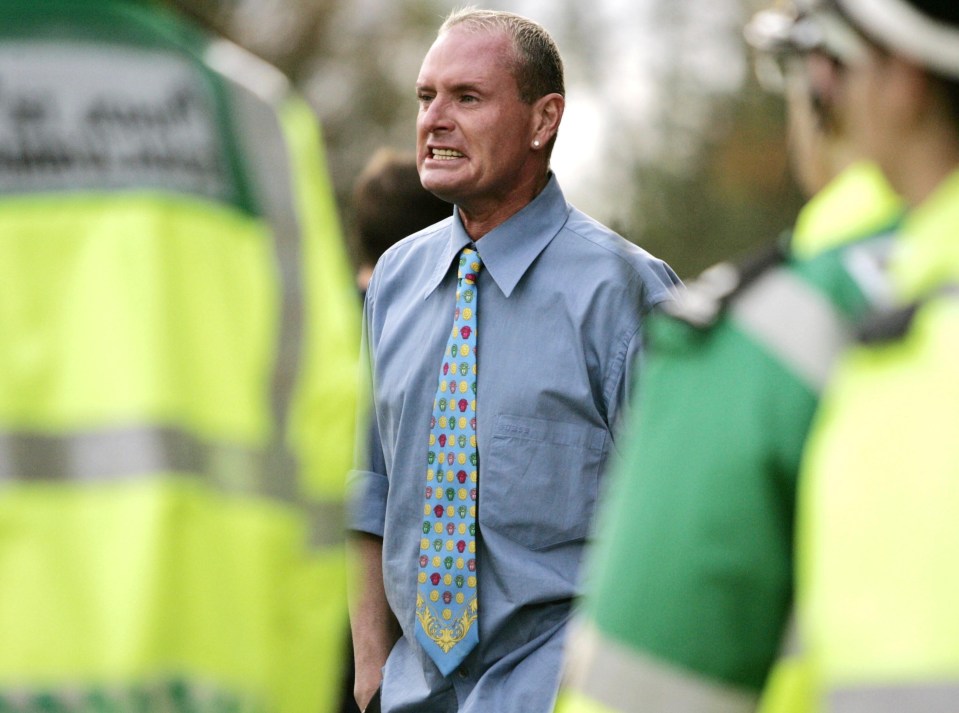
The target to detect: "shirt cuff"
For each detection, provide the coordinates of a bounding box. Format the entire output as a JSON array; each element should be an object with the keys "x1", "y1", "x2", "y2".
[{"x1": 347, "y1": 468, "x2": 388, "y2": 537}]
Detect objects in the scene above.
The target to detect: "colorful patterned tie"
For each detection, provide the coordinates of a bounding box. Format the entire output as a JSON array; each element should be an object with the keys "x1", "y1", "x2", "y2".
[{"x1": 415, "y1": 245, "x2": 482, "y2": 675}]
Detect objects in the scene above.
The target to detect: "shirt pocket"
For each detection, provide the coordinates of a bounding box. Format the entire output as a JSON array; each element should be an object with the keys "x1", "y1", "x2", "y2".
[{"x1": 481, "y1": 414, "x2": 608, "y2": 551}]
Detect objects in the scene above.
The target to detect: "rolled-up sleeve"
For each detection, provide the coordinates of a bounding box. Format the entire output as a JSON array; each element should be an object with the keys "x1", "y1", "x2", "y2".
[
  {"x1": 347, "y1": 467, "x2": 389, "y2": 536},
  {"x1": 347, "y1": 285, "x2": 390, "y2": 537}
]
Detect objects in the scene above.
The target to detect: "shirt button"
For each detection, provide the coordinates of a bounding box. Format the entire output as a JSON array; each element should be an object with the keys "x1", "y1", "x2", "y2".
[{"x1": 457, "y1": 666, "x2": 469, "y2": 679}]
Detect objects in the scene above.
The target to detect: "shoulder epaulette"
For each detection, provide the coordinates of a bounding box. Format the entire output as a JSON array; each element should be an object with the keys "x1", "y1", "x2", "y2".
[
  {"x1": 662, "y1": 240, "x2": 789, "y2": 328},
  {"x1": 857, "y1": 283, "x2": 959, "y2": 344}
]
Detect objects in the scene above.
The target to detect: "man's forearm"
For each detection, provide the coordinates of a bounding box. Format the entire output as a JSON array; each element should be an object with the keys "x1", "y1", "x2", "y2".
[{"x1": 349, "y1": 532, "x2": 401, "y2": 711}]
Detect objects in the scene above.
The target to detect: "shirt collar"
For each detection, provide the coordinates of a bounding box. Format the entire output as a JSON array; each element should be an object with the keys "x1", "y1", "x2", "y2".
[{"x1": 424, "y1": 174, "x2": 571, "y2": 299}]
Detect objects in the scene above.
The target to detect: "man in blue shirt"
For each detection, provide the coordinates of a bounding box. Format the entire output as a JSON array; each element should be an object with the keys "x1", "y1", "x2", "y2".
[{"x1": 347, "y1": 9, "x2": 680, "y2": 713}]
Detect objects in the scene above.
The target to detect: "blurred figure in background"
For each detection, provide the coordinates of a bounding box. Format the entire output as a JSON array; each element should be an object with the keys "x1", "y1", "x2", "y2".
[
  {"x1": 350, "y1": 148, "x2": 454, "y2": 297},
  {"x1": 555, "y1": 1, "x2": 903, "y2": 711},
  {"x1": 0, "y1": 2, "x2": 359, "y2": 713},
  {"x1": 348, "y1": 8, "x2": 679, "y2": 713},
  {"x1": 792, "y1": 0, "x2": 959, "y2": 709}
]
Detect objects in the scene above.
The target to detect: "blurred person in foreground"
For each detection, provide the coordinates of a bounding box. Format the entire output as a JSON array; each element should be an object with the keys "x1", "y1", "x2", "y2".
[
  {"x1": 347, "y1": 8, "x2": 680, "y2": 713},
  {"x1": 0, "y1": 2, "x2": 359, "y2": 713},
  {"x1": 554, "y1": 1, "x2": 905, "y2": 711},
  {"x1": 350, "y1": 148, "x2": 454, "y2": 297},
  {"x1": 788, "y1": 0, "x2": 959, "y2": 709}
]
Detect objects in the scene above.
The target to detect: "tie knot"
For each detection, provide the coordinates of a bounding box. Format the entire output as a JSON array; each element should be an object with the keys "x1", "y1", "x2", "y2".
[{"x1": 459, "y1": 246, "x2": 483, "y2": 283}]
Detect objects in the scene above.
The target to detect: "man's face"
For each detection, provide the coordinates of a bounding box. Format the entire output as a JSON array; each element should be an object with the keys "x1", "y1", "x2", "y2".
[{"x1": 415, "y1": 26, "x2": 538, "y2": 214}]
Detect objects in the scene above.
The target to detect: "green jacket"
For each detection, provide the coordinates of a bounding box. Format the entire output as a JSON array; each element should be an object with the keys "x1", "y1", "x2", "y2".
[
  {"x1": 556, "y1": 165, "x2": 900, "y2": 713},
  {"x1": 0, "y1": 2, "x2": 359, "y2": 713}
]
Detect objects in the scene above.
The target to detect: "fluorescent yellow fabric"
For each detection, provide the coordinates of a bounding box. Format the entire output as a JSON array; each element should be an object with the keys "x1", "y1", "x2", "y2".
[
  {"x1": 890, "y1": 169, "x2": 959, "y2": 300},
  {"x1": 759, "y1": 653, "x2": 812, "y2": 713},
  {"x1": 791, "y1": 162, "x2": 901, "y2": 260},
  {"x1": 0, "y1": 479, "x2": 304, "y2": 687},
  {"x1": 0, "y1": 191, "x2": 355, "y2": 713},
  {"x1": 554, "y1": 690, "x2": 619, "y2": 713},
  {"x1": 798, "y1": 168, "x2": 959, "y2": 706},
  {"x1": 0, "y1": 195, "x2": 275, "y2": 442},
  {"x1": 799, "y1": 300, "x2": 959, "y2": 694},
  {"x1": 0, "y1": 7, "x2": 358, "y2": 713}
]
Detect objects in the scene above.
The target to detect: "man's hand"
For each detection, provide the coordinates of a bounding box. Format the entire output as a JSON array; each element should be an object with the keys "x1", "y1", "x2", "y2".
[{"x1": 349, "y1": 532, "x2": 400, "y2": 711}]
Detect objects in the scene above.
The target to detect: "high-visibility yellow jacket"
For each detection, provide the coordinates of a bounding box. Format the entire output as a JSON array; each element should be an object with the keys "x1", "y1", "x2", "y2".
[
  {"x1": 554, "y1": 164, "x2": 901, "y2": 713},
  {"x1": 797, "y1": 168, "x2": 959, "y2": 712},
  {"x1": 0, "y1": 2, "x2": 359, "y2": 713}
]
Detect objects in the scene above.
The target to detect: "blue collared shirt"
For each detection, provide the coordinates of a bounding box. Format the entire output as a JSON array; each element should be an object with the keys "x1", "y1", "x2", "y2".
[{"x1": 350, "y1": 176, "x2": 680, "y2": 713}]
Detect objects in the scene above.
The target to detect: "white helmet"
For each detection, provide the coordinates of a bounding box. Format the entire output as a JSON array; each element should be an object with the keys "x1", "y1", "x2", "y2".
[{"x1": 834, "y1": 0, "x2": 959, "y2": 78}]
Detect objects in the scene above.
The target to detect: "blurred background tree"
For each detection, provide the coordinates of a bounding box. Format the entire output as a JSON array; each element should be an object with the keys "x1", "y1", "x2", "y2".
[{"x1": 171, "y1": 0, "x2": 804, "y2": 279}]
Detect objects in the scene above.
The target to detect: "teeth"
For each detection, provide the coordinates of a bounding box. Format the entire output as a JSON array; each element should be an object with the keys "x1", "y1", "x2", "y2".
[{"x1": 432, "y1": 148, "x2": 464, "y2": 159}]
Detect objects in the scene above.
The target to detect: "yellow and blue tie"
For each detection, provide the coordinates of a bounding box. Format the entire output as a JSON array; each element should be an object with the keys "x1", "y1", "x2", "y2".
[{"x1": 415, "y1": 245, "x2": 481, "y2": 675}]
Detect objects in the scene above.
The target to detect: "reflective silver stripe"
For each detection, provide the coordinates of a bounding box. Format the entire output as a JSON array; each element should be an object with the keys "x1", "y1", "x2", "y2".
[
  {"x1": 200, "y1": 86, "x2": 347, "y2": 550},
  {"x1": 220, "y1": 67, "x2": 303, "y2": 434},
  {"x1": 0, "y1": 428, "x2": 344, "y2": 548},
  {"x1": 731, "y1": 269, "x2": 850, "y2": 393},
  {"x1": 564, "y1": 618, "x2": 758, "y2": 713},
  {"x1": 205, "y1": 39, "x2": 290, "y2": 107},
  {"x1": 0, "y1": 426, "x2": 263, "y2": 487},
  {"x1": 829, "y1": 681, "x2": 959, "y2": 712},
  {"x1": 308, "y1": 499, "x2": 346, "y2": 550},
  {"x1": 213, "y1": 53, "x2": 328, "y2": 544}
]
